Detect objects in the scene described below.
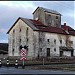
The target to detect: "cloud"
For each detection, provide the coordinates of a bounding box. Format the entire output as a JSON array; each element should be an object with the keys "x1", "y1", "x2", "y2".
[
  {"x1": 0, "y1": 28, "x2": 8, "y2": 33},
  {"x1": 0, "y1": 1, "x2": 34, "y2": 8},
  {"x1": 0, "y1": 40, "x2": 8, "y2": 43},
  {"x1": 0, "y1": 1, "x2": 74, "y2": 43}
]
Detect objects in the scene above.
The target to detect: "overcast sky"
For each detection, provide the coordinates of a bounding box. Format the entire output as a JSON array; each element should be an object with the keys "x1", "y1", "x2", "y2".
[{"x1": 0, "y1": 1, "x2": 75, "y2": 43}]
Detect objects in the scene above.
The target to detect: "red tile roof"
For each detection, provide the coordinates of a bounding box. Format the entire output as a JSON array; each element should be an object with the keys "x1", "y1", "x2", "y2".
[
  {"x1": 30, "y1": 19, "x2": 75, "y2": 36},
  {"x1": 7, "y1": 17, "x2": 75, "y2": 36},
  {"x1": 30, "y1": 19, "x2": 46, "y2": 27}
]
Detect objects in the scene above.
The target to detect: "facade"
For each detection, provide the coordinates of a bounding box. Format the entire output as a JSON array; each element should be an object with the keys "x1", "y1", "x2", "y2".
[{"x1": 7, "y1": 7, "x2": 75, "y2": 59}]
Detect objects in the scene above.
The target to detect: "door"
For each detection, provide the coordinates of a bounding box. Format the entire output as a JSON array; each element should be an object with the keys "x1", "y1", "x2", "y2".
[
  {"x1": 71, "y1": 50, "x2": 73, "y2": 56},
  {"x1": 60, "y1": 51, "x2": 63, "y2": 57},
  {"x1": 47, "y1": 48, "x2": 50, "y2": 57}
]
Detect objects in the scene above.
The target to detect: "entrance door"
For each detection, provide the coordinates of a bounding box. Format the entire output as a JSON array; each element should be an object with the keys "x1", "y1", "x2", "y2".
[
  {"x1": 47, "y1": 48, "x2": 50, "y2": 57},
  {"x1": 60, "y1": 51, "x2": 63, "y2": 57},
  {"x1": 71, "y1": 50, "x2": 73, "y2": 56}
]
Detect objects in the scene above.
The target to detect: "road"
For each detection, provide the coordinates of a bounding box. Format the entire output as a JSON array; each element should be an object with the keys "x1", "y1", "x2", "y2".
[{"x1": 0, "y1": 67, "x2": 75, "y2": 74}]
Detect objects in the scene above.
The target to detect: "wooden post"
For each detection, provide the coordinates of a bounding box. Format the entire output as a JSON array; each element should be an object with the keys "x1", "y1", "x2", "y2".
[
  {"x1": 43, "y1": 58, "x2": 44, "y2": 65},
  {"x1": 22, "y1": 59, "x2": 25, "y2": 69}
]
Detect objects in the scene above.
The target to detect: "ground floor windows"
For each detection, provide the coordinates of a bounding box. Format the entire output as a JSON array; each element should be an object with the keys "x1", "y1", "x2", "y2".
[{"x1": 47, "y1": 48, "x2": 50, "y2": 57}]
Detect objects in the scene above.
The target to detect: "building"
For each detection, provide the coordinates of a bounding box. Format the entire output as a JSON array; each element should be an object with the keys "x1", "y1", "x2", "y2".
[{"x1": 7, "y1": 7, "x2": 75, "y2": 59}]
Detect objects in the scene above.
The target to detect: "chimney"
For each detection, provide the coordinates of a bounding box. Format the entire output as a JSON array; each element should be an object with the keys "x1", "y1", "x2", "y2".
[
  {"x1": 64, "y1": 23, "x2": 68, "y2": 31},
  {"x1": 64, "y1": 23, "x2": 66, "y2": 26}
]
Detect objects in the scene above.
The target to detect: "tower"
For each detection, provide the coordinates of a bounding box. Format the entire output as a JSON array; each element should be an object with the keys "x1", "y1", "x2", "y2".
[{"x1": 33, "y1": 7, "x2": 61, "y2": 28}]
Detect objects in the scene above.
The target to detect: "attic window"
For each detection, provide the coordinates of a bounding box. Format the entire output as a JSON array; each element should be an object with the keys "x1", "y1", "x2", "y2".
[
  {"x1": 56, "y1": 16, "x2": 58, "y2": 19},
  {"x1": 20, "y1": 28, "x2": 21, "y2": 32},
  {"x1": 13, "y1": 29, "x2": 15, "y2": 33}
]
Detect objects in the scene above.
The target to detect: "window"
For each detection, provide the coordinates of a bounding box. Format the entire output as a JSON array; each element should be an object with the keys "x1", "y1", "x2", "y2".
[
  {"x1": 26, "y1": 27, "x2": 28, "y2": 36},
  {"x1": 47, "y1": 39, "x2": 50, "y2": 43},
  {"x1": 13, "y1": 39, "x2": 15, "y2": 43},
  {"x1": 47, "y1": 48, "x2": 50, "y2": 57},
  {"x1": 70, "y1": 41, "x2": 73, "y2": 44},
  {"x1": 13, "y1": 29, "x2": 15, "y2": 33},
  {"x1": 54, "y1": 48, "x2": 56, "y2": 52},
  {"x1": 39, "y1": 38, "x2": 42, "y2": 42},
  {"x1": 20, "y1": 28, "x2": 21, "y2": 32},
  {"x1": 54, "y1": 39, "x2": 56, "y2": 44},
  {"x1": 27, "y1": 38, "x2": 28, "y2": 42},
  {"x1": 60, "y1": 40, "x2": 62, "y2": 44},
  {"x1": 20, "y1": 39, "x2": 21, "y2": 42},
  {"x1": 40, "y1": 48, "x2": 42, "y2": 52},
  {"x1": 27, "y1": 27, "x2": 28, "y2": 31},
  {"x1": 12, "y1": 48, "x2": 14, "y2": 55},
  {"x1": 56, "y1": 16, "x2": 58, "y2": 19}
]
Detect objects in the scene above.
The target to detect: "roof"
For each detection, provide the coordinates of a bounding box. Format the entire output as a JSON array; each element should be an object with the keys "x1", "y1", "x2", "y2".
[
  {"x1": 7, "y1": 17, "x2": 39, "y2": 34},
  {"x1": 7, "y1": 17, "x2": 75, "y2": 36},
  {"x1": 0, "y1": 43, "x2": 8, "y2": 54},
  {"x1": 33, "y1": 7, "x2": 61, "y2": 15}
]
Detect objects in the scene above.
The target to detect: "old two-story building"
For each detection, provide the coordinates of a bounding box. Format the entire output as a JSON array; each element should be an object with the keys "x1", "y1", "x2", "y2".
[{"x1": 7, "y1": 7, "x2": 75, "y2": 59}]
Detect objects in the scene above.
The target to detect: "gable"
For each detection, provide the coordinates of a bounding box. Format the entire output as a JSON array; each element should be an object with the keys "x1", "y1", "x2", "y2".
[{"x1": 7, "y1": 17, "x2": 39, "y2": 34}]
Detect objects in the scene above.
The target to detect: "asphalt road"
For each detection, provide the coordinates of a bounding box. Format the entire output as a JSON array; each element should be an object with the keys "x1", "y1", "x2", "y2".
[{"x1": 0, "y1": 67, "x2": 75, "y2": 74}]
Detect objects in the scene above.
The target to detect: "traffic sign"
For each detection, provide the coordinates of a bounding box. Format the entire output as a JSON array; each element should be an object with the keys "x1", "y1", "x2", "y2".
[
  {"x1": 20, "y1": 57, "x2": 27, "y2": 61},
  {"x1": 20, "y1": 49, "x2": 27, "y2": 61},
  {"x1": 20, "y1": 49, "x2": 27, "y2": 56}
]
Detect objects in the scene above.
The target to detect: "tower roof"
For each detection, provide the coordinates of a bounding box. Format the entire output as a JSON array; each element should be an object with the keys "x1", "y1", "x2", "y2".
[{"x1": 33, "y1": 7, "x2": 61, "y2": 15}]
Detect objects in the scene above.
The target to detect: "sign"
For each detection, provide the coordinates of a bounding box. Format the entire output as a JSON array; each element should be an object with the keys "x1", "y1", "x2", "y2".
[
  {"x1": 20, "y1": 57, "x2": 27, "y2": 61},
  {"x1": 20, "y1": 49, "x2": 27, "y2": 61},
  {"x1": 20, "y1": 50, "x2": 27, "y2": 57}
]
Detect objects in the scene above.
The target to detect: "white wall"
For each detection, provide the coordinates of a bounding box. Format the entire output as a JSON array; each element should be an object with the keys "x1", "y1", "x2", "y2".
[{"x1": 8, "y1": 19, "x2": 34, "y2": 59}]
